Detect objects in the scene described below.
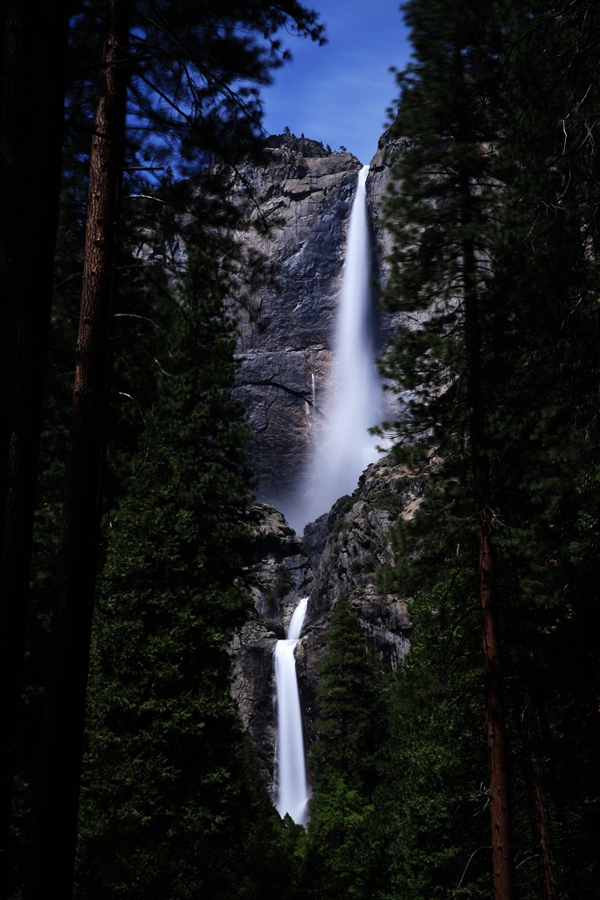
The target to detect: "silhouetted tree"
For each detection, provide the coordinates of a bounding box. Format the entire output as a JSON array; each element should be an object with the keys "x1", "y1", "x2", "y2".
[
  {"x1": 21, "y1": 0, "x2": 324, "y2": 896},
  {"x1": 0, "y1": 1, "x2": 70, "y2": 891},
  {"x1": 382, "y1": 1, "x2": 516, "y2": 894}
]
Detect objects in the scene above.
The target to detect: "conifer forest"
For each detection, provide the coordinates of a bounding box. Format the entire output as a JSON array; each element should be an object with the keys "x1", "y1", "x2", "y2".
[{"x1": 1, "y1": 1, "x2": 600, "y2": 898}]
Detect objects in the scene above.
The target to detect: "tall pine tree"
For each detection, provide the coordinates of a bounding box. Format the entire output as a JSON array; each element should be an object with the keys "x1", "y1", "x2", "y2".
[
  {"x1": 74, "y1": 244, "x2": 275, "y2": 899},
  {"x1": 298, "y1": 595, "x2": 388, "y2": 900},
  {"x1": 380, "y1": 1, "x2": 600, "y2": 896},
  {"x1": 381, "y1": 2, "x2": 516, "y2": 895},
  {"x1": 19, "y1": 2, "x2": 325, "y2": 894}
]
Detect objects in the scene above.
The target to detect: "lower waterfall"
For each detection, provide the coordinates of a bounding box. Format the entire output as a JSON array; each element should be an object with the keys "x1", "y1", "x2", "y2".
[{"x1": 274, "y1": 597, "x2": 310, "y2": 826}]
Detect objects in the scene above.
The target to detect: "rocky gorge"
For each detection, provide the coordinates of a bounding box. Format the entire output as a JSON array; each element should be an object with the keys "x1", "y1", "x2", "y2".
[{"x1": 220, "y1": 130, "x2": 415, "y2": 800}]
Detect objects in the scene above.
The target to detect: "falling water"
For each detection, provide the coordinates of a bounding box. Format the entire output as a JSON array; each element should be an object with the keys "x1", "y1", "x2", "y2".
[
  {"x1": 288, "y1": 165, "x2": 382, "y2": 533},
  {"x1": 274, "y1": 597, "x2": 310, "y2": 826},
  {"x1": 272, "y1": 167, "x2": 381, "y2": 823}
]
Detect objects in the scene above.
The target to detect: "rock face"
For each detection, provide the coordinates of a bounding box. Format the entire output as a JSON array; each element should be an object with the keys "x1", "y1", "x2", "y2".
[
  {"x1": 225, "y1": 129, "x2": 416, "y2": 800},
  {"x1": 229, "y1": 458, "x2": 421, "y2": 796},
  {"x1": 226, "y1": 133, "x2": 402, "y2": 512},
  {"x1": 229, "y1": 503, "x2": 312, "y2": 789},
  {"x1": 296, "y1": 456, "x2": 420, "y2": 726},
  {"x1": 367, "y1": 127, "x2": 410, "y2": 291},
  {"x1": 131, "y1": 130, "x2": 407, "y2": 512}
]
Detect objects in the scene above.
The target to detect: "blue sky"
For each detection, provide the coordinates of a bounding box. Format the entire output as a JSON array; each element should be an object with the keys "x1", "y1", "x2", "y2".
[{"x1": 262, "y1": 1, "x2": 412, "y2": 165}]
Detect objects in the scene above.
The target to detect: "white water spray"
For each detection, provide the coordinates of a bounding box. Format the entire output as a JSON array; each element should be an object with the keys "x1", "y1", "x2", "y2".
[
  {"x1": 288, "y1": 166, "x2": 382, "y2": 533},
  {"x1": 274, "y1": 597, "x2": 310, "y2": 826}
]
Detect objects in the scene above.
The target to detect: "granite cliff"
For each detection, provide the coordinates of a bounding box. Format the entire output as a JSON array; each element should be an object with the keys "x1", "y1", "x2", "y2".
[
  {"x1": 229, "y1": 455, "x2": 418, "y2": 794},
  {"x1": 225, "y1": 132, "x2": 402, "y2": 514},
  {"x1": 222, "y1": 130, "x2": 411, "y2": 798}
]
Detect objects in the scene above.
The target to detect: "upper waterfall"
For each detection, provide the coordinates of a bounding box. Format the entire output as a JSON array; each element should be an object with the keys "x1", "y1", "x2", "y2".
[{"x1": 288, "y1": 165, "x2": 383, "y2": 533}]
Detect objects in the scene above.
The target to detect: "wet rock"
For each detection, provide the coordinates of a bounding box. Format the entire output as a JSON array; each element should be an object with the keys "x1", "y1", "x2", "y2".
[
  {"x1": 296, "y1": 456, "x2": 422, "y2": 722},
  {"x1": 231, "y1": 460, "x2": 422, "y2": 791},
  {"x1": 229, "y1": 502, "x2": 312, "y2": 789},
  {"x1": 227, "y1": 136, "x2": 361, "y2": 508},
  {"x1": 366, "y1": 126, "x2": 410, "y2": 292},
  {"x1": 223, "y1": 133, "x2": 401, "y2": 509}
]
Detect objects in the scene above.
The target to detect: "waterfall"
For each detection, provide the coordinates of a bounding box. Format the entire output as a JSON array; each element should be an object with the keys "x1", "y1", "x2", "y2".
[
  {"x1": 288, "y1": 165, "x2": 382, "y2": 533},
  {"x1": 271, "y1": 167, "x2": 381, "y2": 824},
  {"x1": 274, "y1": 597, "x2": 310, "y2": 826}
]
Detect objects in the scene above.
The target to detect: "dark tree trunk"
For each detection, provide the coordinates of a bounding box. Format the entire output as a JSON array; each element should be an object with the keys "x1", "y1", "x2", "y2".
[
  {"x1": 462, "y1": 220, "x2": 517, "y2": 900},
  {"x1": 25, "y1": 1, "x2": 131, "y2": 895},
  {"x1": 0, "y1": 1, "x2": 69, "y2": 893},
  {"x1": 477, "y1": 505, "x2": 516, "y2": 900},
  {"x1": 522, "y1": 696, "x2": 557, "y2": 900}
]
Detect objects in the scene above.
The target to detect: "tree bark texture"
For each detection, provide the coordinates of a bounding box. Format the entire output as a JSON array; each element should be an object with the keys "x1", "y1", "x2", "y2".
[
  {"x1": 25, "y1": 1, "x2": 131, "y2": 896},
  {"x1": 462, "y1": 220, "x2": 517, "y2": 900},
  {"x1": 0, "y1": 1, "x2": 69, "y2": 894},
  {"x1": 523, "y1": 697, "x2": 557, "y2": 900},
  {"x1": 477, "y1": 509, "x2": 516, "y2": 900}
]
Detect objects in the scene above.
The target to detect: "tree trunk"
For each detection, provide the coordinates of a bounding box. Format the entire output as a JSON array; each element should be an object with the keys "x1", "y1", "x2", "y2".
[
  {"x1": 462, "y1": 222, "x2": 517, "y2": 900},
  {"x1": 477, "y1": 507, "x2": 516, "y2": 900},
  {"x1": 0, "y1": 1, "x2": 69, "y2": 894},
  {"x1": 522, "y1": 695, "x2": 557, "y2": 900},
  {"x1": 25, "y1": 1, "x2": 131, "y2": 896}
]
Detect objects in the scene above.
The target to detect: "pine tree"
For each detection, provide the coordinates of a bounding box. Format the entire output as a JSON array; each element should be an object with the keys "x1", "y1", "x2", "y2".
[
  {"x1": 483, "y1": 6, "x2": 600, "y2": 893},
  {"x1": 17, "y1": 2, "x2": 325, "y2": 893},
  {"x1": 381, "y1": 2, "x2": 517, "y2": 894},
  {"x1": 380, "y1": 2, "x2": 600, "y2": 896},
  {"x1": 310, "y1": 595, "x2": 385, "y2": 795},
  {"x1": 26, "y1": 7, "x2": 133, "y2": 894},
  {"x1": 74, "y1": 245, "x2": 265, "y2": 898},
  {"x1": 376, "y1": 561, "x2": 489, "y2": 900},
  {"x1": 487, "y1": 7, "x2": 600, "y2": 892},
  {"x1": 298, "y1": 595, "x2": 388, "y2": 900}
]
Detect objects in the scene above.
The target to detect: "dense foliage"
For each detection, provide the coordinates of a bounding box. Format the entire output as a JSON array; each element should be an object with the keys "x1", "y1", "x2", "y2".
[
  {"x1": 296, "y1": 595, "x2": 388, "y2": 899},
  {"x1": 375, "y1": 0, "x2": 600, "y2": 897},
  {"x1": 2, "y1": 0, "x2": 323, "y2": 896},
  {"x1": 4, "y1": 0, "x2": 600, "y2": 897},
  {"x1": 74, "y1": 248, "x2": 292, "y2": 899}
]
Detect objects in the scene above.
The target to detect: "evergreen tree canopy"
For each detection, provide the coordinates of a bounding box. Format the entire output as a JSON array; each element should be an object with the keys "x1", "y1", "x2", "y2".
[
  {"x1": 310, "y1": 595, "x2": 385, "y2": 795},
  {"x1": 377, "y1": 1, "x2": 600, "y2": 897},
  {"x1": 64, "y1": 0, "x2": 325, "y2": 186},
  {"x1": 75, "y1": 245, "x2": 270, "y2": 899},
  {"x1": 295, "y1": 595, "x2": 388, "y2": 900},
  {"x1": 380, "y1": 0, "x2": 504, "y2": 465},
  {"x1": 3, "y1": 0, "x2": 325, "y2": 892}
]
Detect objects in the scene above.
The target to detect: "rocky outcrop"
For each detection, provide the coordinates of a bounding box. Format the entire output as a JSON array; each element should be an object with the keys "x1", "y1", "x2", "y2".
[
  {"x1": 296, "y1": 456, "x2": 421, "y2": 724},
  {"x1": 230, "y1": 458, "x2": 421, "y2": 793},
  {"x1": 229, "y1": 503, "x2": 312, "y2": 790},
  {"x1": 227, "y1": 136, "x2": 361, "y2": 510},
  {"x1": 130, "y1": 130, "x2": 407, "y2": 509},
  {"x1": 366, "y1": 127, "x2": 410, "y2": 292}
]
